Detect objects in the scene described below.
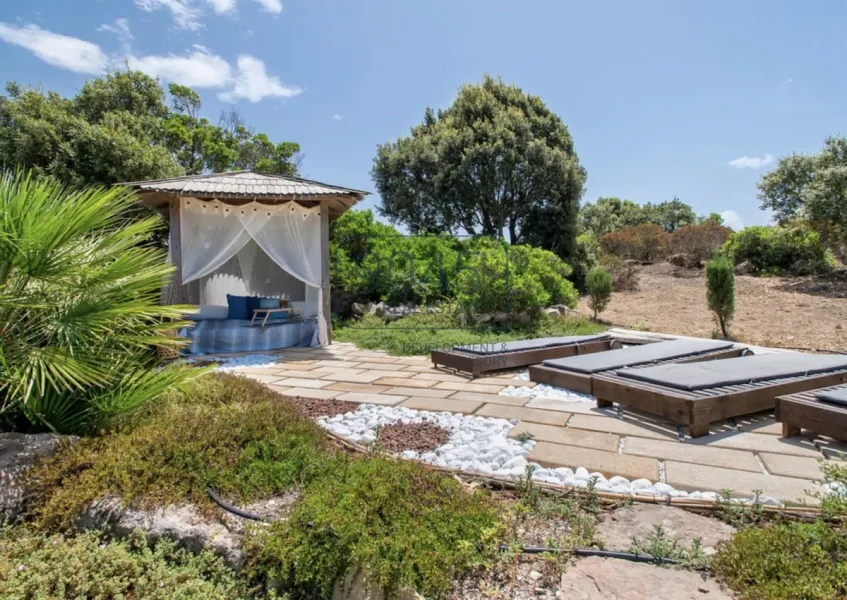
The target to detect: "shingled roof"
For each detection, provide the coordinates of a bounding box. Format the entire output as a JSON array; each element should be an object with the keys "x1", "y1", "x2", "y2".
[{"x1": 121, "y1": 170, "x2": 369, "y2": 218}]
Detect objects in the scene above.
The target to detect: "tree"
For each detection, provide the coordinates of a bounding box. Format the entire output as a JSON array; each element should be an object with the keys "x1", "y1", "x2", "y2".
[
  {"x1": 585, "y1": 267, "x2": 613, "y2": 319},
  {"x1": 706, "y1": 256, "x2": 735, "y2": 338},
  {"x1": 600, "y1": 223, "x2": 669, "y2": 262},
  {"x1": 758, "y1": 137, "x2": 847, "y2": 244},
  {"x1": 671, "y1": 222, "x2": 732, "y2": 263},
  {"x1": 372, "y1": 76, "x2": 586, "y2": 256},
  {"x1": 579, "y1": 197, "x2": 647, "y2": 238},
  {"x1": 644, "y1": 197, "x2": 697, "y2": 232}
]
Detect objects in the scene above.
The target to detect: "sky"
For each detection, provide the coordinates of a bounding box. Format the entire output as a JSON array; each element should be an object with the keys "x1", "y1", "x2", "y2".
[{"x1": 1, "y1": 1, "x2": 845, "y2": 231}]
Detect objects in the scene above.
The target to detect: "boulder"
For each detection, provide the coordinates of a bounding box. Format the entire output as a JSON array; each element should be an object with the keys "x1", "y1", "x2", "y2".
[
  {"x1": 734, "y1": 260, "x2": 755, "y2": 276},
  {"x1": 0, "y1": 432, "x2": 76, "y2": 522},
  {"x1": 669, "y1": 253, "x2": 689, "y2": 267},
  {"x1": 351, "y1": 302, "x2": 366, "y2": 317},
  {"x1": 475, "y1": 312, "x2": 495, "y2": 324},
  {"x1": 371, "y1": 302, "x2": 385, "y2": 317},
  {"x1": 560, "y1": 557, "x2": 733, "y2": 599},
  {"x1": 547, "y1": 304, "x2": 575, "y2": 315},
  {"x1": 333, "y1": 567, "x2": 423, "y2": 600},
  {"x1": 595, "y1": 504, "x2": 735, "y2": 555}
]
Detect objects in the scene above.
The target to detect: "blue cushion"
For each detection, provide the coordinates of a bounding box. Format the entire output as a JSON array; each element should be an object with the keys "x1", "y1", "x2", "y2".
[
  {"x1": 226, "y1": 295, "x2": 250, "y2": 320},
  {"x1": 267, "y1": 311, "x2": 289, "y2": 321},
  {"x1": 259, "y1": 297, "x2": 280, "y2": 309},
  {"x1": 246, "y1": 296, "x2": 262, "y2": 317}
]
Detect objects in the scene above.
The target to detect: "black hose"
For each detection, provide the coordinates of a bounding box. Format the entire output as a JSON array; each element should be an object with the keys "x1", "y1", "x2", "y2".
[
  {"x1": 501, "y1": 544, "x2": 680, "y2": 565},
  {"x1": 206, "y1": 487, "x2": 266, "y2": 522}
]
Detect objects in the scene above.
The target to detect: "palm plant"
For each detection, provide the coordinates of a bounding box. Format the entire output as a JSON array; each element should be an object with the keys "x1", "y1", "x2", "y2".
[{"x1": 0, "y1": 170, "x2": 198, "y2": 433}]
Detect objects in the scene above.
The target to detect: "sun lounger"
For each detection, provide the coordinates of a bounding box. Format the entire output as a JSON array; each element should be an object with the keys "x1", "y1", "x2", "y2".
[
  {"x1": 777, "y1": 384, "x2": 847, "y2": 441},
  {"x1": 528, "y1": 339, "x2": 749, "y2": 395},
  {"x1": 430, "y1": 333, "x2": 619, "y2": 377},
  {"x1": 591, "y1": 353, "x2": 847, "y2": 437}
]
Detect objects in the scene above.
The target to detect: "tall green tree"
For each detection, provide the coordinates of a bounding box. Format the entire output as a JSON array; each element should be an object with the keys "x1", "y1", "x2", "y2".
[
  {"x1": 758, "y1": 136, "x2": 847, "y2": 244},
  {"x1": 372, "y1": 75, "x2": 586, "y2": 255},
  {"x1": 644, "y1": 197, "x2": 697, "y2": 232},
  {"x1": 579, "y1": 197, "x2": 647, "y2": 237}
]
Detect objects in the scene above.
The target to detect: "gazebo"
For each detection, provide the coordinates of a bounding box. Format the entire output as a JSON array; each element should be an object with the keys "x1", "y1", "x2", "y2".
[{"x1": 123, "y1": 171, "x2": 368, "y2": 352}]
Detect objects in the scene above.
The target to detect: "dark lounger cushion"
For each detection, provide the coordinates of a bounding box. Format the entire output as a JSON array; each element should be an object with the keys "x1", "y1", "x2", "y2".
[
  {"x1": 453, "y1": 334, "x2": 610, "y2": 356},
  {"x1": 226, "y1": 294, "x2": 250, "y2": 320},
  {"x1": 616, "y1": 353, "x2": 847, "y2": 391},
  {"x1": 543, "y1": 339, "x2": 735, "y2": 374},
  {"x1": 815, "y1": 387, "x2": 847, "y2": 407}
]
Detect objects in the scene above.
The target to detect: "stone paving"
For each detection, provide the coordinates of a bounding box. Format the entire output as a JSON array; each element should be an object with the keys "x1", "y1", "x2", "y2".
[{"x1": 219, "y1": 342, "x2": 844, "y2": 504}]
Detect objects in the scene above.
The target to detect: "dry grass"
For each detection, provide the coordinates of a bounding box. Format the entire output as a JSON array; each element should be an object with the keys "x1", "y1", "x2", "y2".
[{"x1": 577, "y1": 263, "x2": 847, "y2": 352}]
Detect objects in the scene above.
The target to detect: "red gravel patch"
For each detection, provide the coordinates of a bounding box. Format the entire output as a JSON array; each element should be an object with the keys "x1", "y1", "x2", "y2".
[
  {"x1": 377, "y1": 422, "x2": 451, "y2": 454},
  {"x1": 286, "y1": 396, "x2": 361, "y2": 420}
]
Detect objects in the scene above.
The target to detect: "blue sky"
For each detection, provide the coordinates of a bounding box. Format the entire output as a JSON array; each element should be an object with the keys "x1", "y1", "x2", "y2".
[{"x1": 1, "y1": 1, "x2": 845, "y2": 230}]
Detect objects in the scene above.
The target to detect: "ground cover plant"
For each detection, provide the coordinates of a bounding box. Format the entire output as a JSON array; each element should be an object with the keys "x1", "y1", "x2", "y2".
[
  {"x1": 333, "y1": 311, "x2": 606, "y2": 356},
  {"x1": 0, "y1": 528, "x2": 255, "y2": 600}
]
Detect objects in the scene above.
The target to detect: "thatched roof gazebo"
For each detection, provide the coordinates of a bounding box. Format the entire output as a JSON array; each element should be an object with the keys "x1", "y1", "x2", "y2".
[{"x1": 123, "y1": 171, "x2": 369, "y2": 350}]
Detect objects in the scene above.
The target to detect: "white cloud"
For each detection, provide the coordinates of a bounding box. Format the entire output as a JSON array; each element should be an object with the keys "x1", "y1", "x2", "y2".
[
  {"x1": 218, "y1": 55, "x2": 301, "y2": 102},
  {"x1": 253, "y1": 0, "x2": 282, "y2": 13},
  {"x1": 206, "y1": 0, "x2": 236, "y2": 14},
  {"x1": 0, "y1": 23, "x2": 107, "y2": 74},
  {"x1": 134, "y1": 0, "x2": 203, "y2": 31},
  {"x1": 720, "y1": 210, "x2": 744, "y2": 231},
  {"x1": 98, "y1": 18, "x2": 133, "y2": 50},
  {"x1": 728, "y1": 153, "x2": 775, "y2": 169},
  {"x1": 332, "y1": 114, "x2": 343, "y2": 121},
  {"x1": 128, "y1": 45, "x2": 232, "y2": 87}
]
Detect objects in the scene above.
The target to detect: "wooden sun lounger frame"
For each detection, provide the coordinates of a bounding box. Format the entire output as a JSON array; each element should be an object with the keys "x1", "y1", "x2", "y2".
[
  {"x1": 528, "y1": 345, "x2": 751, "y2": 396},
  {"x1": 431, "y1": 338, "x2": 621, "y2": 377},
  {"x1": 590, "y1": 366, "x2": 847, "y2": 438},
  {"x1": 776, "y1": 386, "x2": 847, "y2": 441}
]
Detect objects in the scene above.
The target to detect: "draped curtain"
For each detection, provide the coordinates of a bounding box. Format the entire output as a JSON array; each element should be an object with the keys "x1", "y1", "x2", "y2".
[{"x1": 179, "y1": 198, "x2": 326, "y2": 344}]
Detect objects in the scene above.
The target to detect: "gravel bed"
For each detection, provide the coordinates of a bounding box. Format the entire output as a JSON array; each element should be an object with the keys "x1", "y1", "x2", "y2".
[
  {"x1": 289, "y1": 397, "x2": 362, "y2": 420},
  {"x1": 377, "y1": 422, "x2": 451, "y2": 454}
]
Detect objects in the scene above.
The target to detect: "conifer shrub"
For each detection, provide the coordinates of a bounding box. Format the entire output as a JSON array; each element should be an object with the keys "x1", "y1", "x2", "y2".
[{"x1": 706, "y1": 257, "x2": 735, "y2": 338}]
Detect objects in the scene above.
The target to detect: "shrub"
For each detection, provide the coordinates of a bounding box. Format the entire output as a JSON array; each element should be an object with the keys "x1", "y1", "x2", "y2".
[
  {"x1": 600, "y1": 223, "x2": 669, "y2": 262},
  {"x1": 0, "y1": 170, "x2": 196, "y2": 433},
  {"x1": 248, "y1": 456, "x2": 502, "y2": 599},
  {"x1": 712, "y1": 521, "x2": 847, "y2": 600},
  {"x1": 28, "y1": 374, "x2": 331, "y2": 529},
  {"x1": 0, "y1": 529, "x2": 252, "y2": 599},
  {"x1": 569, "y1": 233, "x2": 601, "y2": 291},
  {"x1": 706, "y1": 257, "x2": 735, "y2": 338},
  {"x1": 598, "y1": 254, "x2": 640, "y2": 291},
  {"x1": 671, "y1": 222, "x2": 732, "y2": 264},
  {"x1": 585, "y1": 268, "x2": 612, "y2": 319},
  {"x1": 722, "y1": 224, "x2": 836, "y2": 275}
]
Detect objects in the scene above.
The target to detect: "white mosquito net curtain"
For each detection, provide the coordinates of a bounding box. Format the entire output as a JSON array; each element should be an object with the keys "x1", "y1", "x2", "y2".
[{"x1": 179, "y1": 198, "x2": 326, "y2": 344}]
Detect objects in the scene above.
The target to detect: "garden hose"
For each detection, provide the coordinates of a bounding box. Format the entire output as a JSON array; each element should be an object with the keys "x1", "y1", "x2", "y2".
[
  {"x1": 503, "y1": 544, "x2": 680, "y2": 565},
  {"x1": 206, "y1": 487, "x2": 266, "y2": 522}
]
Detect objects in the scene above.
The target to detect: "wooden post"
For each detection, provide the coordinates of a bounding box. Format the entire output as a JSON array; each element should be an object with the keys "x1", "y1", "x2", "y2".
[
  {"x1": 319, "y1": 200, "x2": 332, "y2": 346},
  {"x1": 166, "y1": 198, "x2": 188, "y2": 305}
]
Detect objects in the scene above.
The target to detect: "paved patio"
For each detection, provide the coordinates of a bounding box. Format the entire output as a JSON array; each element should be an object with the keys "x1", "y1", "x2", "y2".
[{"x1": 225, "y1": 342, "x2": 843, "y2": 504}]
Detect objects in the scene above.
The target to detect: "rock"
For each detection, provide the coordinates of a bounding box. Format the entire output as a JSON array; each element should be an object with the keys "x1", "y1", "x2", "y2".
[
  {"x1": 0, "y1": 432, "x2": 77, "y2": 522},
  {"x1": 669, "y1": 253, "x2": 689, "y2": 267},
  {"x1": 351, "y1": 302, "x2": 367, "y2": 316},
  {"x1": 333, "y1": 567, "x2": 423, "y2": 600},
  {"x1": 630, "y1": 478, "x2": 653, "y2": 491},
  {"x1": 548, "y1": 304, "x2": 574, "y2": 315},
  {"x1": 560, "y1": 557, "x2": 733, "y2": 599},
  {"x1": 543, "y1": 307, "x2": 561, "y2": 317},
  {"x1": 372, "y1": 302, "x2": 386, "y2": 317},
  {"x1": 734, "y1": 260, "x2": 755, "y2": 276},
  {"x1": 595, "y1": 504, "x2": 735, "y2": 554},
  {"x1": 476, "y1": 313, "x2": 495, "y2": 324}
]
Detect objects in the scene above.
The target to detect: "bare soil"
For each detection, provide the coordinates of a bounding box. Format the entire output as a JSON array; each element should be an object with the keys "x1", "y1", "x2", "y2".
[
  {"x1": 579, "y1": 263, "x2": 847, "y2": 352},
  {"x1": 377, "y1": 422, "x2": 451, "y2": 454}
]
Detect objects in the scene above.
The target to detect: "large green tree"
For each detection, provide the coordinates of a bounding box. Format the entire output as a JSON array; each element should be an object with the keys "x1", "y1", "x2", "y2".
[
  {"x1": 0, "y1": 70, "x2": 301, "y2": 188},
  {"x1": 758, "y1": 136, "x2": 847, "y2": 244},
  {"x1": 372, "y1": 76, "x2": 586, "y2": 255},
  {"x1": 643, "y1": 197, "x2": 697, "y2": 232},
  {"x1": 579, "y1": 197, "x2": 647, "y2": 238}
]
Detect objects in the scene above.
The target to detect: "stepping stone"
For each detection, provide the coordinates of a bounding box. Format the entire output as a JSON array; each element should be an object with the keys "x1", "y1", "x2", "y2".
[
  {"x1": 476, "y1": 404, "x2": 570, "y2": 426},
  {"x1": 450, "y1": 391, "x2": 530, "y2": 407},
  {"x1": 399, "y1": 397, "x2": 482, "y2": 415},
  {"x1": 510, "y1": 423, "x2": 619, "y2": 452},
  {"x1": 529, "y1": 441, "x2": 658, "y2": 481},
  {"x1": 335, "y1": 392, "x2": 407, "y2": 406},
  {"x1": 595, "y1": 504, "x2": 736, "y2": 555},
  {"x1": 623, "y1": 437, "x2": 763, "y2": 473},
  {"x1": 559, "y1": 557, "x2": 733, "y2": 599}
]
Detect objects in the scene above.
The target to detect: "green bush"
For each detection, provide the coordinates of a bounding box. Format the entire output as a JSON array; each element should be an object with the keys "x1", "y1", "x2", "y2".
[
  {"x1": 248, "y1": 456, "x2": 502, "y2": 599},
  {"x1": 0, "y1": 529, "x2": 252, "y2": 599},
  {"x1": 585, "y1": 268, "x2": 613, "y2": 319},
  {"x1": 722, "y1": 224, "x2": 836, "y2": 275},
  {"x1": 0, "y1": 170, "x2": 197, "y2": 434},
  {"x1": 706, "y1": 257, "x2": 735, "y2": 338},
  {"x1": 712, "y1": 521, "x2": 847, "y2": 600},
  {"x1": 29, "y1": 374, "x2": 332, "y2": 529}
]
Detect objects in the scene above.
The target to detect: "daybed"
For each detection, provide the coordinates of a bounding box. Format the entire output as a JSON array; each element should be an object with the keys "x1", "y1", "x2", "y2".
[
  {"x1": 528, "y1": 338, "x2": 749, "y2": 395},
  {"x1": 591, "y1": 353, "x2": 847, "y2": 438},
  {"x1": 431, "y1": 334, "x2": 620, "y2": 377},
  {"x1": 776, "y1": 384, "x2": 847, "y2": 441}
]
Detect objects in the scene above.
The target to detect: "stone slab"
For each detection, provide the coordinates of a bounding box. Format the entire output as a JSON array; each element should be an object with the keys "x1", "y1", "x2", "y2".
[
  {"x1": 273, "y1": 377, "x2": 331, "y2": 389},
  {"x1": 664, "y1": 461, "x2": 819, "y2": 502},
  {"x1": 733, "y1": 413, "x2": 782, "y2": 435},
  {"x1": 596, "y1": 504, "x2": 736, "y2": 553},
  {"x1": 324, "y1": 383, "x2": 391, "y2": 394},
  {"x1": 280, "y1": 387, "x2": 342, "y2": 400},
  {"x1": 509, "y1": 423, "x2": 619, "y2": 452},
  {"x1": 239, "y1": 373, "x2": 282, "y2": 384},
  {"x1": 272, "y1": 369, "x2": 328, "y2": 379},
  {"x1": 413, "y1": 372, "x2": 474, "y2": 383},
  {"x1": 760, "y1": 453, "x2": 825, "y2": 480},
  {"x1": 471, "y1": 377, "x2": 537, "y2": 388},
  {"x1": 399, "y1": 397, "x2": 483, "y2": 414},
  {"x1": 433, "y1": 381, "x2": 506, "y2": 394},
  {"x1": 385, "y1": 387, "x2": 453, "y2": 398},
  {"x1": 525, "y1": 397, "x2": 615, "y2": 415},
  {"x1": 353, "y1": 362, "x2": 407, "y2": 371},
  {"x1": 308, "y1": 367, "x2": 365, "y2": 376},
  {"x1": 320, "y1": 372, "x2": 383, "y2": 384},
  {"x1": 363, "y1": 370, "x2": 415, "y2": 380},
  {"x1": 568, "y1": 414, "x2": 678, "y2": 441},
  {"x1": 475, "y1": 404, "x2": 571, "y2": 426},
  {"x1": 373, "y1": 377, "x2": 436, "y2": 389},
  {"x1": 559, "y1": 557, "x2": 733, "y2": 600},
  {"x1": 335, "y1": 392, "x2": 408, "y2": 406},
  {"x1": 307, "y1": 359, "x2": 363, "y2": 369},
  {"x1": 449, "y1": 392, "x2": 530, "y2": 407},
  {"x1": 267, "y1": 362, "x2": 318, "y2": 372},
  {"x1": 623, "y1": 437, "x2": 763, "y2": 473},
  {"x1": 528, "y1": 442, "x2": 658, "y2": 481},
  {"x1": 694, "y1": 431, "x2": 822, "y2": 458}
]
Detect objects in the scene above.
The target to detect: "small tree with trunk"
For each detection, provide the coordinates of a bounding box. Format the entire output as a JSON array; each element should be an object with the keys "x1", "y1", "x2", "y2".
[
  {"x1": 586, "y1": 267, "x2": 613, "y2": 320},
  {"x1": 706, "y1": 257, "x2": 735, "y2": 338}
]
